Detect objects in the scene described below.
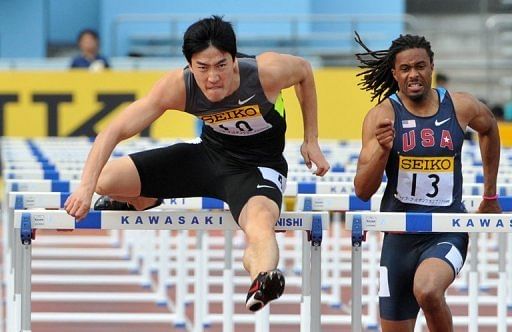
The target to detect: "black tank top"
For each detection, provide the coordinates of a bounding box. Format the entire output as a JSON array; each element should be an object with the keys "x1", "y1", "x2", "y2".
[
  {"x1": 380, "y1": 88, "x2": 466, "y2": 213},
  {"x1": 184, "y1": 57, "x2": 287, "y2": 169}
]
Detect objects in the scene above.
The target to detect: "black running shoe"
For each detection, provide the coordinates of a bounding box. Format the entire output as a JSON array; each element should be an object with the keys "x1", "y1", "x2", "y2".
[
  {"x1": 94, "y1": 196, "x2": 163, "y2": 211},
  {"x1": 245, "y1": 269, "x2": 285, "y2": 312}
]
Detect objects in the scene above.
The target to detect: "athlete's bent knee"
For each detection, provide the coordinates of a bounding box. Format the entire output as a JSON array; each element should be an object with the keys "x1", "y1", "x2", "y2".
[
  {"x1": 95, "y1": 163, "x2": 118, "y2": 195},
  {"x1": 414, "y1": 286, "x2": 445, "y2": 312}
]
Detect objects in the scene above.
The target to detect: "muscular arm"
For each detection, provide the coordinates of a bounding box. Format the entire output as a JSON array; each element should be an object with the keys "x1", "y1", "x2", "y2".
[
  {"x1": 257, "y1": 52, "x2": 330, "y2": 175},
  {"x1": 453, "y1": 93, "x2": 501, "y2": 212},
  {"x1": 354, "y1": 102, "x2": 395, "y2": 201},
  {"x1": 65, "y1": 69, "x2": 186, "y2": 218}
]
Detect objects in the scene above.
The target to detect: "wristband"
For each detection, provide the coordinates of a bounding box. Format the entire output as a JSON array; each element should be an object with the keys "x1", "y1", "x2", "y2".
[{"x1": 482, "y1": 194, "x2": 498, "y2": 200}]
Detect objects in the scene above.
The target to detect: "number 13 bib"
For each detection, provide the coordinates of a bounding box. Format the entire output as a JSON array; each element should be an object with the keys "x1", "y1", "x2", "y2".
[{"x1": 396, "y1": 156, "x2": 454, "y2": 206}]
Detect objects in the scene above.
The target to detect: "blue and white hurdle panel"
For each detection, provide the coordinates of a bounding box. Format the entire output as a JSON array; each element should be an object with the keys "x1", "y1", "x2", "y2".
[
  {"x1": 296, "y1": 193, "x2": 512, "y2": 330},
  {"x1": 346, "y1": 211, "x2": 512, "y2": 332},
  {"x1": 6, "y1": 189, "x2": 348, "y2": 331},
  {"x1": 4, "y1": 190, "x2": 302, "y2": 331},
  {"x1": 10, "y1": 206, "x2": 328, "y2": 332}
]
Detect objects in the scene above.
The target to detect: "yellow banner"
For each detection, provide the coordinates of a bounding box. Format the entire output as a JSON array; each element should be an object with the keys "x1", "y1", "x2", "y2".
[{"x1": 0, "y1": 69, "x2": 373, "y2": 139}]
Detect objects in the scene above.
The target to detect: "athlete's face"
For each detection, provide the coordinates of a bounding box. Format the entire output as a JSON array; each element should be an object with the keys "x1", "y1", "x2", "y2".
[
  {"x1": 189, "y1": 46, "x2": 238, "y2": 103},
  {"x1": 392, "y1": 48, "x2": 434, "y2": 102}
]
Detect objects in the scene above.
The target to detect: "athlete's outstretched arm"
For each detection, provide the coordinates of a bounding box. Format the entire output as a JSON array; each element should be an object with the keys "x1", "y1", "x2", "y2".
[
  {"x1": 457, "y1": 93, "x2": 501, "y2": 213},
  {"x1": 257, "y1": 52, "x2": 330, "y2": 176},
  {"x1": 65, "y1": 69, "x2": 186, "y2": 220},
  {"x1": 354, "y1": 102, "x2": 394, "y2": 201}
]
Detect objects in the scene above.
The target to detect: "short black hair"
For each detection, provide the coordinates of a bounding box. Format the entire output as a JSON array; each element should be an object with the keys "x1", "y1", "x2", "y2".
[
  {"x1": 182, "y1": 15, "x2": 237, "y2": 63},
  {"x1": 77, "y1": 29, "x2": 99, "y2": 43},
  {"x1": 355, "y1": 32, "x2": 434, "y2": 103}
]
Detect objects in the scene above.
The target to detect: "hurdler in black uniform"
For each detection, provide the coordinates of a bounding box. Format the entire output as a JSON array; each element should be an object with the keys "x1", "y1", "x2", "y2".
[
  {"x1": 379, "y1": 87, "x2": 469, "y2": 320},
  {"x1": 129, "y1": 57, "x2": 288, "y2": 221}
]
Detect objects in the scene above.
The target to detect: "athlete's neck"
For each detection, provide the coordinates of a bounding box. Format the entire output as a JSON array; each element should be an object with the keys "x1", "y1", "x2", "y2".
[{"x1": 398, "y1": 89, "x2": 438, "y2": 117}]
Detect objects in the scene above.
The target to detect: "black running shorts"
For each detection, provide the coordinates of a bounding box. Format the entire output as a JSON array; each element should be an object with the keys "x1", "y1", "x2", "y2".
[
  {"x1": 128, "y1": 140, "x2": 287, "y2": 223},
  {"x1": 379, "y1": 232, "x2": 469, "y2": 320}
]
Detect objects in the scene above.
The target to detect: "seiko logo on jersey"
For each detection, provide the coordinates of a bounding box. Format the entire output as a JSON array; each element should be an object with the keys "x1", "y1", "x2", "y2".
[
  {"x1": 200, "y1": 106, "x2": 260, "y2": 124},
  {"x1": 399, "y1": 156, "x2": 454, "y2": 172}
]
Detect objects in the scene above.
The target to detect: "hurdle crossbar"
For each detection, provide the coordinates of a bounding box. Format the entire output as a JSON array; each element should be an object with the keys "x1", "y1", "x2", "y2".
[{"x1": 13, "y1": 210, "x2": 328, "y2": 332}]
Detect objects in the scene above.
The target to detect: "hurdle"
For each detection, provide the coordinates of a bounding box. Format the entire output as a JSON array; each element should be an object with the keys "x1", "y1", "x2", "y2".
[
  {"x1": 11, "y1": 209, "x2": 328, "y2": 332},
  {"x1": 295, "y1": 193, "x2": 512, "y2": 330},
  {"x1": 346, "y1": 211, "x2": 512, "y2": 332}
]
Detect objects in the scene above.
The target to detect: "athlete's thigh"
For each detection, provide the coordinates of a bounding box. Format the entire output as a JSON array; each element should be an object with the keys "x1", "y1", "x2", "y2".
[
  {"x1": 129, "y1": 142, "x2": 221, "y2": 199},
  {"x1": 97, "y1": 156, "x2": 141, "y2": 197},
  {"x1": 224, "y1": 166, "x2": 286, "y2": 223},
  {"x1": 379, "y1": 234, "x2": 421, "y2": 321},
  {"x1": 416, "y1": 233, "x2": 469, "y2": 284},
  {"x1": 238, "y1": 195, "x2": 280, "y2": 232}
]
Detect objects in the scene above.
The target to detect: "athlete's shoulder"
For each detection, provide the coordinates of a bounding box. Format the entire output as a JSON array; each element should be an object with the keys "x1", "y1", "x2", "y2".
[
  {"x1": 148, "y1": 68, "x2": 186, "y2": 111},
  {"x1": 449, "y1": 91, "x2": 482, "y2": 114},
  {"x1": 367, "y1": 99, "x2": 394, "y2": 119}
]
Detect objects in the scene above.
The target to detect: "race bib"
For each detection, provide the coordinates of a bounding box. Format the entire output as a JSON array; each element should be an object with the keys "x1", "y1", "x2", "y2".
[
  {"x1": 200, "y1": 105, "x2": 271, "y2": 136},
  {"x1": 396, "y1": 156, "x2": 454, "y2": 206}
]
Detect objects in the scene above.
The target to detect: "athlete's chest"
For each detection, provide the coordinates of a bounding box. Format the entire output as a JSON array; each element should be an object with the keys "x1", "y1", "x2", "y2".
[{"x1": 395, "y1": 117, "x2": 462, "y2": 154}]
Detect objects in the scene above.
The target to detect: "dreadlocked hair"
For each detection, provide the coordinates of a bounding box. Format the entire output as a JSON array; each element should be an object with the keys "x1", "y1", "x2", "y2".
[{"x1": 354, "y1": 32, "x2": 434, "y2": 103}]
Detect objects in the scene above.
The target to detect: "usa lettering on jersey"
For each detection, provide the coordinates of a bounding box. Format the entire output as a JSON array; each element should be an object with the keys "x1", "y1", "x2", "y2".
[{"x1": 402, "y1": 129, "x2": 454, "y2": 152}]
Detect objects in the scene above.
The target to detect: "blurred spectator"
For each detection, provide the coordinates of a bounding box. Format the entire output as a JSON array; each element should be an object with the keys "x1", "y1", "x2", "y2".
[
  {"x1": 70, "y1": 29, "x2": 110, "y2": 70},
  {"x1": 491, "y1": 104, "x2": 504, "y2": 121},
  {"x1": 435, "y1": 72, "x2": 449, "y2": 88},
  {"x1": 504, "y1": 100, "x2": 512, "y2": 122}
]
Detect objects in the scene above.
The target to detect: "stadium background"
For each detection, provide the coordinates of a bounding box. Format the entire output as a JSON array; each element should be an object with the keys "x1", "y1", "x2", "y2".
[
  {"x1": 1, "y1": 0, "x2": 511, "y2": 143},
  {"x1": 2, "y1": 2, "x2": 512, "y2": 332}
]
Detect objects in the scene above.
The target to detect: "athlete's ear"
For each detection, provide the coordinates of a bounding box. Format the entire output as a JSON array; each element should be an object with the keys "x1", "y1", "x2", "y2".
[{"x1": 187, "y1": 62, "x2": 194, "y2": 74}]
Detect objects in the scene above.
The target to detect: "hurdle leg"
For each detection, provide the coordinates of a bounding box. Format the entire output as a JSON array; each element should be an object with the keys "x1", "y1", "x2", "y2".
[
  {"x1": 201, "y1": 232, "x2": 210, "y2": 327},
  {"x1": 14, "y1": 227, "x2": 22, "y2": 332},
  {"x1": 193, "y1": 230, "x2": 205, "y2": 332},
  {"x1": 7, "y1": 208, "x2": 16, "y2": 332},
  {"x1": 366, "y1": 231, "x2": 379, "y2": 329},
  {"x1": 293, "y1": 230, "x2": 303, "y2": 275},
  {"x1": 330, "y1": 212, "x2": 342, "y2": 308},
  {"x1": 497, "y1": 233, "x2": 507, "y2": 332},
  {"x1": 20, "y1": 238, "x2": 32, "y2": 332},
  {"x1": 310, "y1": 231, "x2": 322, "y2": 331},
  {"x1": 223, "y1": 231, "x2": 234, "y2": 332},
  {"x1": 300, "y1": 232, "x2": 311, "y2": 332},
  {"x1": 174, "y1": 230, "x2": 187, "y2": 328},
  {"x1": 351, "y1": 216, "x2": 363, "y2": 332},
  {"x1": 507, "y1": 233, "x2": 512, "y2": 308},
  {"x1": 468, "y1": 233, "x2": 479, "y2": 332}
]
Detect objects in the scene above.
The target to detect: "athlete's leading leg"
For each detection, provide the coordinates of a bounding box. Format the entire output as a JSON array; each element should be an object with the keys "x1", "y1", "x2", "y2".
[
  {"x1": 238, "y1": 195, "x2": 280, "y2": 279},
  {"x1": 413, "y1": 258, "x2": 454, "y2": 332},
  {"x1": 95, "y1": 156, "x2": 159, "y2": 209},
  {"x1": 239, "y1": 196, "x2": 285, "y2": 311}
]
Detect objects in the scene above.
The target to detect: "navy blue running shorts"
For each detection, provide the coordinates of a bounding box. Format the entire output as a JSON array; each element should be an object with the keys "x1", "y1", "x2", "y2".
[{"x1": 378, "y1": 232, "x2": 469, "y2": 320}]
